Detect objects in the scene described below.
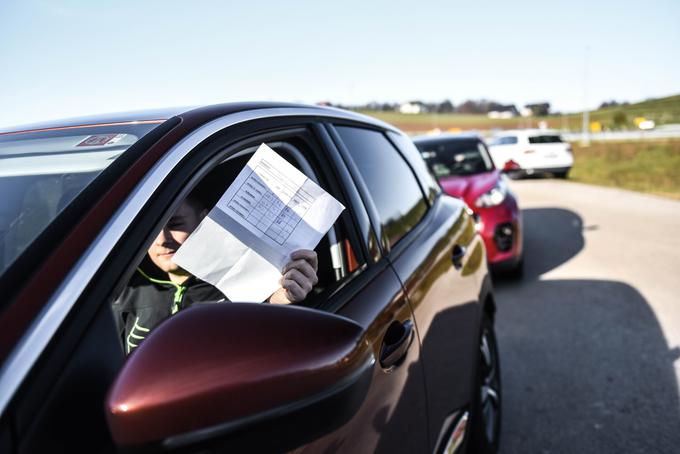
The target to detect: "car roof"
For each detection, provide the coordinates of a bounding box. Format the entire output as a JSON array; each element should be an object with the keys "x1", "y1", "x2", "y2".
[
  {"x1": 0, "y1": 107, "x2": 187, "y2": 135},
  {"x1": 412, "y1": 132, "x2": 482, "y2": 141},
  {"x1": 0, "y1": 102, "x2": 397, "y2": 136},
  {"x1": 412, "y1": 132, "x2": 482, "y2": 146},
  {"x1": 494, "y1": 129, "x2": 561, "y2": 137}
]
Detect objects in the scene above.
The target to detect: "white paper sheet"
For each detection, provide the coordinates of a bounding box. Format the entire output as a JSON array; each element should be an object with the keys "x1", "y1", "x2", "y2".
[{"x1": 172, "y1": 143, "x2": 345, "y2": 302}]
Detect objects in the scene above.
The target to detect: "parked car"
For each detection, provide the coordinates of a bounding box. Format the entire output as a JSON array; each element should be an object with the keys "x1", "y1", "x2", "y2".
[
  {"x1": 414, "y1": 134, "x2": 523, "y2": 275},
  {"x1": 0, "y1": 103, "x2": 500, "y2": 453},
  {"x1": 487, "y1": 129, "x2": 573, "y2": 178}
]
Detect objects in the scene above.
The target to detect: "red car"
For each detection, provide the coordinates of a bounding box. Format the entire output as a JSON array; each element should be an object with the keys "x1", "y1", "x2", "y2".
[
  {"x1": 414, "y1": 134, "x2": 523, "y2": 276},
  {"x1": 0, "y1": 104, "x2": 500, "y2": 453}
]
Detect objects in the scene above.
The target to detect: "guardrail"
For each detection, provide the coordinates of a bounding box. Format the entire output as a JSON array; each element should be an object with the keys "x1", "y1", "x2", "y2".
[{"x1": 562, "y1": 130, "x2": 680, "y2": 142}]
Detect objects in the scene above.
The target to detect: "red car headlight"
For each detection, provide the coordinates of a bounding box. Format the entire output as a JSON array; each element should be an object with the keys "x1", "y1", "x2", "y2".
[{"x1": 475, "y1": 180, "x2": 508, "y2": 208}]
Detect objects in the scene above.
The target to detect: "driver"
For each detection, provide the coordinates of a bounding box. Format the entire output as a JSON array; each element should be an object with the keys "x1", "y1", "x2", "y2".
[{"x1": 112, "y1": 194, "x2": 318, "y2": 354}]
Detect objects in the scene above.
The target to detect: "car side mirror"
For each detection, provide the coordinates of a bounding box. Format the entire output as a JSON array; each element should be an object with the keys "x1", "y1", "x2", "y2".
[{"x1": 105, "y1": 303, "x2": 374, "y2": 452}]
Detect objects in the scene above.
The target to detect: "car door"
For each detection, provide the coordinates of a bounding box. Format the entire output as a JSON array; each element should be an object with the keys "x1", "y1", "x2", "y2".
[
  {"x1": 3, "y1": 110, "x2": 430, "y2": 453},
  {"x1": 329, "y1": 124, "x2": 487, "y2": 452},
  {"x1": 108, "y1": 116, "x2": 429, "y2": 453},
  {"x1": 386, "y1": 131, "x2": 487, "y2": 450},
  {"x1": 293, "y1": 123, "x2": 429, "y2": 453},
  {"x1": 328, "y1": 123, "x2": 475, "y2": 451}
]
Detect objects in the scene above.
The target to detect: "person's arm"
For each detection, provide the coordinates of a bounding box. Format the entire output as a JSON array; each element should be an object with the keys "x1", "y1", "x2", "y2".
[{"x1": 269, "y1": 249, "x2": 318, "y2": 304}]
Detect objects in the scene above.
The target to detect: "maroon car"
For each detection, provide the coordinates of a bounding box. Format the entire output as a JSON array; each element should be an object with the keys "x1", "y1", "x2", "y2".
[
  {"x1": 414, "y1": 134, "x2": 523, "y2": 276},
  {"x1": 0, "y1": 104, "x2": 500, "y2": 453}
]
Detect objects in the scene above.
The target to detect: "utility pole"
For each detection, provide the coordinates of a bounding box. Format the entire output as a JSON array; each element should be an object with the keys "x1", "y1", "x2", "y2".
[{"x1": 581, "y1": 45, "x2": 590, "y2": 146}]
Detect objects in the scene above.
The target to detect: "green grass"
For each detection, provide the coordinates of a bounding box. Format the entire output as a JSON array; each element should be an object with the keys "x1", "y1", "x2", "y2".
[
  {"x1": 569, "y1": 140, "x2": 680, "y2": 199},
  {"x1": 358, "y1": 110, "x2": 540, "y2": 133},
  {"x1": 547, "y1": 94, "x2": 680, "y2": 131},
  {"x1": 356, "y1": 93, "x2": 680, "y2": 133}
]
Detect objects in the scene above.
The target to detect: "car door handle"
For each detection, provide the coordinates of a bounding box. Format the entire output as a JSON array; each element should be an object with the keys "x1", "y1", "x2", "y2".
[
  {"x1": 452, "y1": 245, "x2": 467, "y2": 269},
  {"x1": 380, "y1": 320, "x2": 415, "y2": 369}
]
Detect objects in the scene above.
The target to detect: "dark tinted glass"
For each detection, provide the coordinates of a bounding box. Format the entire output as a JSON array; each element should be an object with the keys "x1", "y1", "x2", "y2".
[
  {"x1": 528, "y1": 135, "x2": 563, "y2": 144},
  {"x1": 335, "y1": 126, "x2": 427, "y2": 249},
  {"x1": 416, "y1": 139, "x2": 493, "y2": 177},
  {"x1": 387, "y1": 131, "x2": 440, "y2": 204}
]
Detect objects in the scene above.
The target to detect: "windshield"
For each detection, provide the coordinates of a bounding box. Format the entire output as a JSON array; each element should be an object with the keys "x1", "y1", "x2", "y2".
[
  {"x1": 417, "y1": 139, "x2": 494, "y2": 177},
  {"x1": 0, "y1": 122, "x2": 162, "y2": 276}
]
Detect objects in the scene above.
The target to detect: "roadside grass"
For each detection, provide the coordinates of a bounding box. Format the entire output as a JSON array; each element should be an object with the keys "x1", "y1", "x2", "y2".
[
  {"x1": 360, "y1": 110, "x2": 550, "y2": 133},
  {"x1": 569, "y1": 140, "x2": 680, "y2": 199}
]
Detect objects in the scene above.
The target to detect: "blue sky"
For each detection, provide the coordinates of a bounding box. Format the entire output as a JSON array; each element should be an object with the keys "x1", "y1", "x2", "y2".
[{"x1": 1, "y1": 0, "x2": 678, "y2": 127}]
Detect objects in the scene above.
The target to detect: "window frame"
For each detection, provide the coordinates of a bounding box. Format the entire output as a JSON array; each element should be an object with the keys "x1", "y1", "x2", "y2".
[{"x1": 107, "y1": 123, "x2": 369, "y2": 312}]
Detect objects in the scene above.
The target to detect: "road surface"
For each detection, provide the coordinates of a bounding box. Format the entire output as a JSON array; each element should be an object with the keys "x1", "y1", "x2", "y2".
[{"x1": 496, "y1": 179, "x2": 680, "y2": 453}]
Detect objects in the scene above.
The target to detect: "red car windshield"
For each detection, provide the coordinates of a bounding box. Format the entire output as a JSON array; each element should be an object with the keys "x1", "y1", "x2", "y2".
[
  {"x1": 0, "y1": 122, "x2": 162, "y2": 277},
  {"x1": 418, "y1": 139, "x2": 494, "y2": 177}
]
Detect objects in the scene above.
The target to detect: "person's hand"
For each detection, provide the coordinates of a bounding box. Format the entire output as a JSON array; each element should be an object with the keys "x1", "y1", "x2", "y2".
[{"x1": 269, "y1": 249, "x2": 318, "y2": 304}]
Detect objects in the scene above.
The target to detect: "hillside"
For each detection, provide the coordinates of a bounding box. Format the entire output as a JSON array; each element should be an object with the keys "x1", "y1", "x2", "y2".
[{"x1": 357, "y1": 93, "x2": 680, "y2": 133}]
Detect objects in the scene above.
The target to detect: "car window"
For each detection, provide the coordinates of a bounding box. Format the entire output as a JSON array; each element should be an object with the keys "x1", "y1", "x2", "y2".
[
  {"x1": 386, "y1": 131, "x2": 441, "y2": 205},
  {"x1": 110, "y1": 134, "x2": 364, "y2": 354},
  {"x1": 528, "y1": 135, "x2": 563, "y2": 144},
  {"x1": 334, "y1": 126, "x2": 427, "y2": 249},
  {"x1": 0, "y1": 123, "x2": 161, "y2": 277},
  {"x1": 416, "y1": 139, "x2": 493, "y2": 177},
  {"x1": 495, "y1": 136, "x2": 518, "y2": 145}
]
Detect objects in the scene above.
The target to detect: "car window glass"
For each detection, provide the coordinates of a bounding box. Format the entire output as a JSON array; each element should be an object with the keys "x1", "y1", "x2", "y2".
[
  {"x1": 497, "y1": 136, "x2": 518, "y2": 145},
  {"x1": 528, "y1": 135, "x2": 563, "y2": 144},
  {"x1": 0, "y1": 124, "x2": 161, "y2": 277},
  {"x1": 416, "y1": 139, "x2": 493, "y2": 177},
  {"x1": 386, "y1": 131, "x2": 440, "y2": 204},
  {"x1": 334, "y1": 126, "x2": 427, "y2": 249}
]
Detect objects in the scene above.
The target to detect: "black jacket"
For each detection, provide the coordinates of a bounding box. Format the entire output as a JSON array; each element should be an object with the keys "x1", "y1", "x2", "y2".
[{"x1": 112, "y1": 266, "x2": 227, "y2": 354}]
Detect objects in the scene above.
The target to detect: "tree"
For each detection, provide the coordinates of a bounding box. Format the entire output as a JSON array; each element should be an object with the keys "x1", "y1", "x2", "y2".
[
  {"x1": 612, "y1": 111, "x2": 627, "y2": 129},
  {"x1": 524, "y1": 103, "x2": 550, "y2": 116},
  {"x1": 437, "y1": 100, "x2": 455, "y2": 113}
]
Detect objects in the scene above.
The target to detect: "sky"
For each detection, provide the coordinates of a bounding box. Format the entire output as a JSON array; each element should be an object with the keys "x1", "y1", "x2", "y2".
[{"x1": 1, "y1": 0, "x2": 679, "y2": 128}]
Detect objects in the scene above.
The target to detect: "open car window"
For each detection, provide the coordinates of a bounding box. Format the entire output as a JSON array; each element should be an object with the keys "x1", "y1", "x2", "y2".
[
  {"x1": 195, "y1": 140, "x2": 364, "y2": 294},
  {"x1": 110, "y1": 133, "x2": 365, "y2": 354}
]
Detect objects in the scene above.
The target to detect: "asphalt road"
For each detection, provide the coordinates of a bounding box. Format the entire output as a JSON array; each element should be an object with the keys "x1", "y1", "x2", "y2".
[{"x1": 495, "y1": 179, "x2": 680, "y2": 453}]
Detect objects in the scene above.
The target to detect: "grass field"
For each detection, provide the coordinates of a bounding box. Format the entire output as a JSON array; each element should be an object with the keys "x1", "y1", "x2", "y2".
[
  {"x1": 358, "y1": 110, "x2": 537, "y2": 133},
  {"x1": 358, "y1": 93, "x2": 680, "y2": 133},
  {"x1": 568, "y1": 139, "x2": 680, "y2": 199}
]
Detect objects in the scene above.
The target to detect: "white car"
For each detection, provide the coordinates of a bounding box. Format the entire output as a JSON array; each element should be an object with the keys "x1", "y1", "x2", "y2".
[{"x1": 487, "y1": 129, "x2": 573, "y2": 178}]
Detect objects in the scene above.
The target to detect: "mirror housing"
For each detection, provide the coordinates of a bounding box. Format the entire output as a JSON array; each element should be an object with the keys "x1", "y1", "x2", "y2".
[{"x1": 106, "y1": 303, "x2": 373, "y2": 451}]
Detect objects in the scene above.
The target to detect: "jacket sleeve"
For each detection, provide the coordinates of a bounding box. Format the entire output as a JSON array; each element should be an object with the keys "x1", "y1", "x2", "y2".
[{"x1": 111, "y1": 289, "x2": 133, "y2": 352}]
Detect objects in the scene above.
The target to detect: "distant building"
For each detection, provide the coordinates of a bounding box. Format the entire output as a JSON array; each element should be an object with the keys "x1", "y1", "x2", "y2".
[
  {"x1": 523, "y1": 103, "x2": 550, "y2": 117},
  {"x1": 399, "y1": 101, "x2": 429, "y2": 115},
  {"x1": 487, "y1": 104, "x2": 519, "y2": 119}
]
